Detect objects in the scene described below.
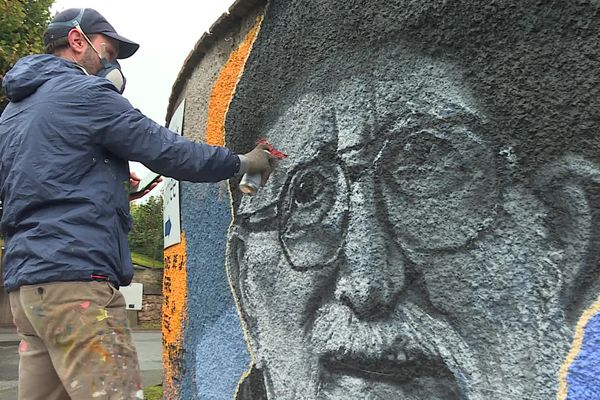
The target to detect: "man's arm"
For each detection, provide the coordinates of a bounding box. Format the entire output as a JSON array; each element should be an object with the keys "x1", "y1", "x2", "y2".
[{"x1": 88, "y1": 83, "x2": 245, "y2": 182}]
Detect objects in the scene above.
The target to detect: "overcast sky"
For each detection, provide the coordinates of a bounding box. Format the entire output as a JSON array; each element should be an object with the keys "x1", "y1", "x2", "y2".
[{"x1": 51, "y1": 0, "x2": 235, "y2": 124}]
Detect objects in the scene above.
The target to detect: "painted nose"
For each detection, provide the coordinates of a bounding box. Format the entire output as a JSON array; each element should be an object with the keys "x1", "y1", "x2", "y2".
[{"x1": 334, "y1": 178, "x2": 405, "y2": 320}]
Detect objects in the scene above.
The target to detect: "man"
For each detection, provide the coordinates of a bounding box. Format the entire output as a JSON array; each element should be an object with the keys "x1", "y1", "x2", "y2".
[
  {"x1": 226, "y1": 44, "x2": 600, "y2": 399},
  {"x1": 0, "y1": 8, "x2": 273, "y2": 400}
]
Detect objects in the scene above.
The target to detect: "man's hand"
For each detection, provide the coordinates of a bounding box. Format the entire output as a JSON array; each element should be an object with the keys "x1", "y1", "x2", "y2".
[
  {"x1": 243, "y1": 144, "x2": 278, "y2": 185},
  {"x1": 128, "y1": 171, "x2": 162, "y2": 201}
]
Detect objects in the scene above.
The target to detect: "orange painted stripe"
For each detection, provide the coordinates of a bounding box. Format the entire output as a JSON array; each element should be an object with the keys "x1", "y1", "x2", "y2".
[
  {"x1": 162, "y1": 234, "x2": 188, "y2": 393},
  {"x1": 160, "y1": 14, "x2": 265, "y2": 396},
  {"x1": 205, "y1": 16, "x2": 264, "y2": 146}
]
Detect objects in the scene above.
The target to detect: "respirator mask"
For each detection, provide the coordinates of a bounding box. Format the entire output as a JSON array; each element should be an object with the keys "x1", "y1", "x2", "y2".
[
  {"x1": 46, "y1": 8, "x2": 127, "y2": 94},
  {"x1": 76, "y1": 25, "x2": 127, "y2": 94}
]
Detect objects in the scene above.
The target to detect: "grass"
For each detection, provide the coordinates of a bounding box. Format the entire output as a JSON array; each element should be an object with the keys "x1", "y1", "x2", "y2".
[
  {"x1": 139, "y1": 321, "x2": 161, "y2": 330},
  {"x1": 131, "y1": 251, "x2": 163, "y2": 268},
  {"x1": 144, "y1": 384, "x2": 163, "y2": 400}
]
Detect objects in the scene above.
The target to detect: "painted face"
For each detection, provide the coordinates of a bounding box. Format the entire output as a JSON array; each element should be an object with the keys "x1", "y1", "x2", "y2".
[{"x1": 229, "y1": 55, "x2": 571, "y2": 399}]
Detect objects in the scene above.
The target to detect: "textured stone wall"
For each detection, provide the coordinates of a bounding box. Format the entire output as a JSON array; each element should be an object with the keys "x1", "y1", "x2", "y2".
[
  {"x1": 222, "y1": 1, "x2": 600, "y2": 399},
  {"x1": 131, "y1": 267, "x2": 162, "y2": 325},
  {"x1": 162, "y1": 3, "x2": 266, "y2": 399},
  {"x1": 132, "y1": 267, "x2": 162, "y2": 295},
  {"x1": 138, "y1": 294, "x2": 162, "y2": 325}
]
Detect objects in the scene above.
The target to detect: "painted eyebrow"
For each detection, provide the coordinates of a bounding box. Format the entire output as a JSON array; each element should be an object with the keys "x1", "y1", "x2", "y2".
[
  {"x1": 335, "y1": 101, "x2": 484, "y2": 152},
  {"x1": 336, "y1": 109, "x2": 486, "y2": 170},
  {"x1": 395, "y1": 109, "x2": 483, "y2": 128},
  {"x1": 366, "y1": 110, "x2": 486, "y2": 147}
]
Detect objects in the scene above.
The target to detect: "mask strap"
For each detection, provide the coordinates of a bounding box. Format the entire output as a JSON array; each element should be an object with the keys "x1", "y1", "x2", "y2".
[
  {"x1": 50, "y1": 8, "x2": 106, "y2": 62},
  {"x1": 47, "y1": 8, "x2": 86, "y2": 29},
  {"x1": 72, "y1": 24, "x2": 100, "y2": 56}
]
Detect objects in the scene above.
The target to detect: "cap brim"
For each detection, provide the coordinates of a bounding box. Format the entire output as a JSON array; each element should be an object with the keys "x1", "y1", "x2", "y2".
[{"x1": 103, "y1": 31, "x2": 139, "y2": 59}]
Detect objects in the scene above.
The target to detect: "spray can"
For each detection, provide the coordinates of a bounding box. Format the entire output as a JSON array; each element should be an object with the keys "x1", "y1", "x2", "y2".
[
  {"x1": 239, "y1": 140, "x2": 287, "y2": 196},
  {"x1": 239, "y1": 172, "x2": 262, "y2": 196}
]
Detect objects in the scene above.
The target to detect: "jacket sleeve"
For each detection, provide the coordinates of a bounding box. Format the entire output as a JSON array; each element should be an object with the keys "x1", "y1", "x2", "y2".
[{"x1": 87, "y1": 82, "x2": 241, "y2": 182}]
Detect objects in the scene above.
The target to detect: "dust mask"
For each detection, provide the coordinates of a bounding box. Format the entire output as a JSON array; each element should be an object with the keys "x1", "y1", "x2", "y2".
[{"x1": 76, "y1": 26, "x2": 127, "y2": 94}]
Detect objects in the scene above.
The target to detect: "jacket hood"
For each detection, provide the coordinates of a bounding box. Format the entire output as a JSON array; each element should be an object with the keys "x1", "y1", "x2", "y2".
[{"x1": 2, "y1": 55, "x2": 85, "y2": 102}]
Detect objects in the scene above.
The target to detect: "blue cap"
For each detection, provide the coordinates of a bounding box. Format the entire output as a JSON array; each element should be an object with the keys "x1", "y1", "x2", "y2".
[{"x1": 44, "y1": 8, "x2": 139, "y2": 59}]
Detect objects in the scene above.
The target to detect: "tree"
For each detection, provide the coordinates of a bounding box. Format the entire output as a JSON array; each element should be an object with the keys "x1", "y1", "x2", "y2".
[
  {"x1": 129, "y1": 196, "x2": 164, "y2": 264},
  {"x1": 0, "y1": 0, "x2": 54, "y2": 114}
]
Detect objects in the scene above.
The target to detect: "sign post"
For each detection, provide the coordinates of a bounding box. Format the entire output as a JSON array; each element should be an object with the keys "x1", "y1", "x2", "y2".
[{"x1": 163, "y1": 100, "x2": 185, "y2": 249}]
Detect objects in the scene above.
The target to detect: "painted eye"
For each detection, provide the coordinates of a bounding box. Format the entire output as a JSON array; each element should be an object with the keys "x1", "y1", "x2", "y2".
[
  {"x1": 283, "y1": 164, "x2": 338, "y2": 228},
  {"x1": 379, "y1": 124, "x2": 498, "y2": 250},
  {"x1": 384, "y1": 127, "x2": 469, "y2": 198},
  {"x1": 294, "y1": 170, "x2": 327, "y2": 206},
  {"x1": 397, "y1": 133, "x2": 451, "y2": 175},
  {"x1": 279, "y1": 162, "x2": 349, "y2": 270}
]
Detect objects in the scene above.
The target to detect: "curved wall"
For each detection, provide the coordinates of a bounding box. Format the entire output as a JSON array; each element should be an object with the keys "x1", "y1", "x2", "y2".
[
  {"x1": 166, "y1": 1, "x2": 600, "y2": 399},
  {"x1": 162, "y1": 1, "x2": 265, "y2": 399}
]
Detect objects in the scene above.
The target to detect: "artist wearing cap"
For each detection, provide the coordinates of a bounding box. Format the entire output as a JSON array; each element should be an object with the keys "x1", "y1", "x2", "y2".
[{"x1": 0, "y1": 8, "x2": 273, "y2": 400}]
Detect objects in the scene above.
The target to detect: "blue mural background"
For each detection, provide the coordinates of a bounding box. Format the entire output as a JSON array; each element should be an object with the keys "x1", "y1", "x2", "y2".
[
  {"x1": 180, "y1": 181, "x2": 250, "y2": 399},
  {"x1": 565, "y1": 306, "x2": 600, "y2": 399}
]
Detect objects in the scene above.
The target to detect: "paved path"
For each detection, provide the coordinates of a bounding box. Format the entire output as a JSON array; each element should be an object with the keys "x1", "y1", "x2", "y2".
[{"x1": 0, "y1": 328, "x2": 162, "y2": 399}]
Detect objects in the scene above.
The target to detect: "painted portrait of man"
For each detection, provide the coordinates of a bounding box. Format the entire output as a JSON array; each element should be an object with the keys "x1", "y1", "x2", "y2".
[{"x1": 224, "y1": 1, "x2": 600, "y2": 399}]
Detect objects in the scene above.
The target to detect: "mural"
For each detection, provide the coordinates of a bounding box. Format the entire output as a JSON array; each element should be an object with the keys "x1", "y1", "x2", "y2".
[
  {"x1": 206, "y1": 18, "x2": 263, "y2": 147},
  {"x1": 161, "y1": 12, "x2": 264, "y2": 400},
  {"x1": 179, "y1": 17, "x2": 264, "y2": 399},
  {"x1": 161, "y1": 0, "x2": 600, "y2": 398},
  {"x1": 221, "y1": 1, "x2": 600, "y2": 399}
]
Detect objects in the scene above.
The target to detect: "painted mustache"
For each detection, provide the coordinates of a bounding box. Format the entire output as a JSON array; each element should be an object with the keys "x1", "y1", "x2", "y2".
[{"x1": 309, "y1": 301, "x2": 486, "y2": 399}]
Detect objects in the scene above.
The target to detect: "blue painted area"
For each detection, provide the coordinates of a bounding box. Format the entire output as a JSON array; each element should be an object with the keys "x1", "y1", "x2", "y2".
[
  {"x1": 179, "y1": 181, "x2": 251, "y2": 400},
  {"x1": 196, "y1": 307, "x2": 251, "y2": 398},
  {"x1": 567, "y1": 309, "x2": 600, "y2": 399}
]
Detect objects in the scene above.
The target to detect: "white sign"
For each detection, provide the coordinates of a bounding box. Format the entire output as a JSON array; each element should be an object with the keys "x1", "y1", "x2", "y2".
[
  {"x1": 163, "y1": 100, "x2": 185, "y2": 249},
  {"x1": 119, "y1": 283, "x2": 144, "y2": 310}
]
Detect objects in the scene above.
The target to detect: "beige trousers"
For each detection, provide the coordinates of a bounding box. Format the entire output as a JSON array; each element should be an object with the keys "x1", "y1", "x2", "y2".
[{"x1": 9, "y1": 281, "x2": 144, "y2": 400}]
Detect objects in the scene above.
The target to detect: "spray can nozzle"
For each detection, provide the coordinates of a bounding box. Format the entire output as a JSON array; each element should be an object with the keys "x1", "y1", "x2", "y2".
[{"x1": 240, "y1": 139, "x2": 287, "y2": 196}]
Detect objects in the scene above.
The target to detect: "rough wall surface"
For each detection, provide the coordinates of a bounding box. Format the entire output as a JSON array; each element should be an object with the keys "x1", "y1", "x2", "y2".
[
  {"x1": 137, "y1": 294, "x2": 162, "y2": 325},
  {"x1": 132, "y1": 267, "x2": 162, "y2": 295},
  {"x1": 131, "y1": 267, "x2": 162, "y2": 325},
  {"x1": 180, "y1": 183, "x2": 248, "y2": 400},
  {"x1": 221, "y1": 1, "x2": 600, "y2": 399},
  {"x1": 162, "y1": 235, "x2": 187, "y2": 398},
  {"x1": 163, "y1": 3, "x2": 265, "y2": 399}
]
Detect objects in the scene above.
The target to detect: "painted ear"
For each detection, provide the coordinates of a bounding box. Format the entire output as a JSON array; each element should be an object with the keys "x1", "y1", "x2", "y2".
[
  {"x1": 226, "y1": 226, "x2": 245, "y2": 300},
  {"x1": 225, "y1": 225, "x2": 262, "y2": 357},
  {"x1": 534, "y1": 155, "x2": 600, "y2": 320}
]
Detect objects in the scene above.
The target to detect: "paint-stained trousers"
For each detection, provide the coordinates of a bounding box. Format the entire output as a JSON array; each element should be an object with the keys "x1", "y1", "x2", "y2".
[{"x1": 9, "y1": 281, "x2": 144, "y2": 400}]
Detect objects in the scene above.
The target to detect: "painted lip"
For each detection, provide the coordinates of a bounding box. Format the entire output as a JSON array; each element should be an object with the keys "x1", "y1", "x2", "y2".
[
  {"x1": 318, "y1": 350, "x2": 455, "y2": 384},
  {"x1": 309, "y1": 302, "x2": 479, "y2": 397}
]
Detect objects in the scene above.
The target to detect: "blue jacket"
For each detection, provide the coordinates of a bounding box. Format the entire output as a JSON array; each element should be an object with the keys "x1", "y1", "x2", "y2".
[{"x1": 0, "y1": 55, "x2": 241, "y2": 291}]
